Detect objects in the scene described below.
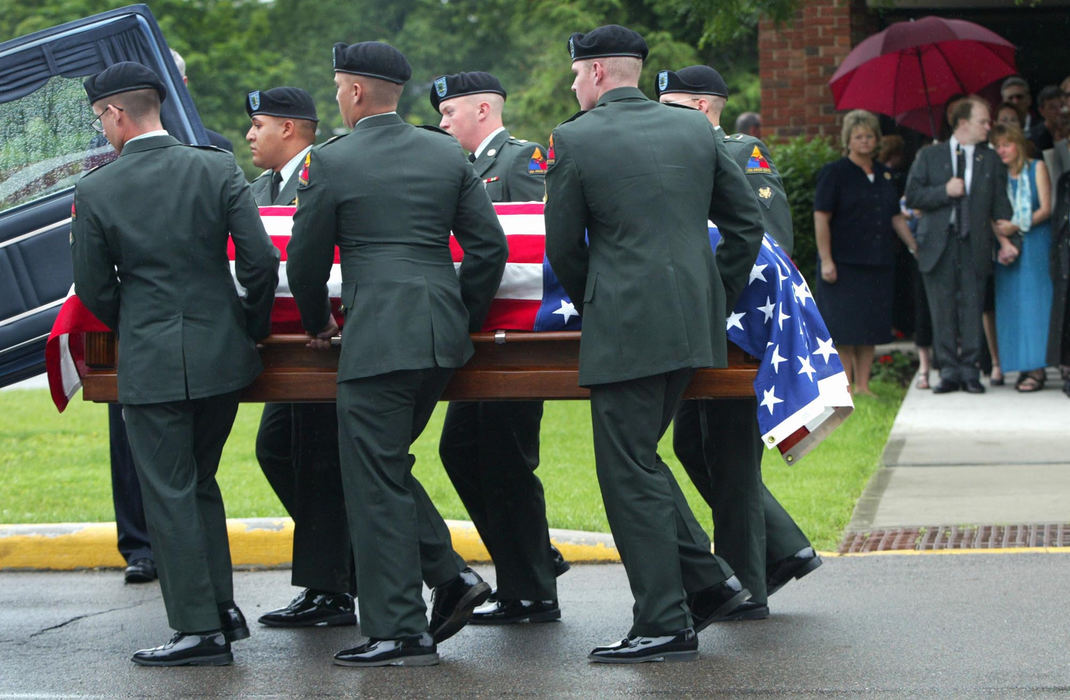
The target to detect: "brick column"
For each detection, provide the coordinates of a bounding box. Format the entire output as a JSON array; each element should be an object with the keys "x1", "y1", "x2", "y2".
[{"x1": 759, "y1": 0, "x2": 878, "y2": 141}]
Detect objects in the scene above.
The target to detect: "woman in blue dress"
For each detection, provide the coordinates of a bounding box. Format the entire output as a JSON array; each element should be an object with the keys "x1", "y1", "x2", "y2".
[{"x1": 991, "y1": 123, "x2": 1053, "y2": 392}]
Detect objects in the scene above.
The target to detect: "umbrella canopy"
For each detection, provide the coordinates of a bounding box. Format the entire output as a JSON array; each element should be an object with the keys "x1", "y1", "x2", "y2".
[{"x1": 829, "y1": 16, "x2": 1017, "y2": 137}]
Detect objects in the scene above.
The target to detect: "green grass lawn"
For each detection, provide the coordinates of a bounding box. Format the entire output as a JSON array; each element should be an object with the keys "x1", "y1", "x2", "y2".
[{"x1": 0, "y1": 381, "x2": 904, "y2": 551}]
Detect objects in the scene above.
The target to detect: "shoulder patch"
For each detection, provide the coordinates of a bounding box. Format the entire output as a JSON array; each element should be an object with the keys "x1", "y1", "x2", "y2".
[
  {"x1": 298, "y1": 151, "x2": 311, "y2": 186},
  {"x1": 527, "y1": 146, "x2": 547, "y2": 174},
  {"x1": 745, "y1": 145, "x2": 772, "y2": 174},
  {"x1": 547, "y1": 134, "x2": 556, "y2": 167}
]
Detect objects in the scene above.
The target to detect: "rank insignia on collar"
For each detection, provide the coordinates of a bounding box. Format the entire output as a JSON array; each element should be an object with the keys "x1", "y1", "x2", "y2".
[
  {"x1": 745, "y1": 145, "x2": 771, "y2": 174},
  {"x1": 298, "y1": 151, "x2": 311, "y2": 186},
  {"x1": 757, "y1": 186, "x2": 772, "y2": 200},
  {"x1": 434, "y1": 77, "x2": 447, "y2": 98},
  {"x1": 248, "y1": 90, "x2": 260, "y2": 111},
  {"x1": 657, "y1": 71, "x2": 668, "y2": 92}
]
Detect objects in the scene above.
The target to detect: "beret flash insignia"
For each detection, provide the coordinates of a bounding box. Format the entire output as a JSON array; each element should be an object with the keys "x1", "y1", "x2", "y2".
[
  {"x1": 568, "y1": 36, "x2": 576, "y2": 59},
  {"x1": 434, "y1": 76, "x2": 448, "y2": 98},
  {"x1": 248, "y1": 90, "x2": 260, "y2": 111},
  {"x1": 657, "y1": 71, "x2": 668, "y2": 92}
]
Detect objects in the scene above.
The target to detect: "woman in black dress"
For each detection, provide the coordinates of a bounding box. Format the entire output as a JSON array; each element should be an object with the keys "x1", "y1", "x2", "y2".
[{"x1": 814, "y1": 110, "x2": 916, "y2": 395}]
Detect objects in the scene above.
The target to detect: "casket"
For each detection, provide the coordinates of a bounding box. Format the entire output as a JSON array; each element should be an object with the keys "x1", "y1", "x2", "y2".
[{"x1": 80, "y1": 330, "x2": 758, "y2": 402}]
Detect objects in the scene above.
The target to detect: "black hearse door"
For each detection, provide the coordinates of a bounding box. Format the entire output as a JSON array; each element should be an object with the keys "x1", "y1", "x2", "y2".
[{"x1": 0, "y1": 4, "x2": 210, "y2": 386}]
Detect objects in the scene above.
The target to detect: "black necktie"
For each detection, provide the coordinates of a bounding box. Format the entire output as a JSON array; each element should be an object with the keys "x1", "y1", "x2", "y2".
[
  {"x1": 954, "y1": 147, "x2": 969, "y2": 239},
  {"x1": 468, "y1": 153, "x2": 476, "y2": 163},
  {"x1": 270, "y1": 171, "x2": 283, "y2": 202}
]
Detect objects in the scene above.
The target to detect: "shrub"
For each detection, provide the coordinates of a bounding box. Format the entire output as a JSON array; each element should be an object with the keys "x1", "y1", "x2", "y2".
[{"x1": 768, "y1": 135, "x2": 840, "y2": 287}]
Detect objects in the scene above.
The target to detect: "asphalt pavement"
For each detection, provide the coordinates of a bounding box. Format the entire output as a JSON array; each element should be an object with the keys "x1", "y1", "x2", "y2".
[{"x1": 4, "y1": 554, "x2": 1070, "y2": 698}]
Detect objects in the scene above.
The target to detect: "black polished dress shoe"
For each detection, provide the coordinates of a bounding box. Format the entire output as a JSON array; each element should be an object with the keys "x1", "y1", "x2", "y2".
[
  {"x1": 931, "y1": 379, "x2": 961, "y2": 394},
  {"x1": 687, "y1": 575, "x2": 751, "y2": 632},
  {"x1": 551, "y1": 545, "x2": 571, "y2": 577},
  {"x1": 470, "y1": 598, "x2": 561, "y2": 625},
  {"x1": 428, "y1": 567, "x2": 491, "y2": 643},
  {"x1": 588, "y1": 628, "x2": 697, "y2": 664},
  {"x1": 333, "y1": 633, "x2": 439, "y2": 667},
  {"x1": 766, "y1": 546, "x2": 824, "y2": 596},
  {"x1": 718, "y1": 600, "x2": 769, "y2": 621},
  {"x1": 258, "y1": 588, "x2": 356, "y2": 628},
  {"x1": 963, "y1": 379, "x2": 985, "y2": 394},
  {"x1": 124, "y1": 558, "x2": 157, "y2": 584},
  {"x1": 131, "y1": 631, "x2": 231, "y2": 666},
  {"x1": 218, "y1": 602, "x2": 249, "y2": 642}
]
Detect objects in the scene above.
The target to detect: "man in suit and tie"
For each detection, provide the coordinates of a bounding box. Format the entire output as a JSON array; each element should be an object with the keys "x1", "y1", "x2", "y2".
[
  {"x1": 906, "y1": 95, "x2": 1016, "y2": 394},
  {"x1": 244, "y1": 87, "x2": 357, "y2": 629},
  {"x1": 544, "y1": 25, "x2": 763, "y2": 663},
  {"x1": 71, "y1": 62, "x2": 279, "y2": 665},
  {"x1": 430, "y1": 71, "x2": 567, "y2": 626},
  {"x1": 286, "y1": 41, "x2": 508, "y2": 667},
  {"x1": 656, "y1": 65, "x2": 822, "y2": 622}
]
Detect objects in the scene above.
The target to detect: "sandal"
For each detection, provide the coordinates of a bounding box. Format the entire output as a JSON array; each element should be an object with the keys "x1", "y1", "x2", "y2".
[
  {"x1": 990, "y1": 369, "x2": 1004, "y2": 386},
  {"x1": 914, "y1": 372, "x2": 930, "y2": 390},
  {"x1": 1016, "y1": 370, "x2": 1046, "y2": 393}
]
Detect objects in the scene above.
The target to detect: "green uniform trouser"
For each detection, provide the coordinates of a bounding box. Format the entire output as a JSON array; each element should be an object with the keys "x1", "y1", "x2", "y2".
[
  {"x1": 123, "y1": 392, "x2": 241, "y2": 633},
  {"x1": 589, "y1": 369, "x2": 734, "y2": 637},
  {"x1": 673, "y1": 397, "x2": 812, "y2": 605},
  {"x1": 439, "y1": 400, "x2": 556, "y2": 600},
  {"x1": 255, "y1": 402, "x2": 355, "y2": 594},
  {"x1": 337, "y1": 368, "x2": 466, "y2": 640}
]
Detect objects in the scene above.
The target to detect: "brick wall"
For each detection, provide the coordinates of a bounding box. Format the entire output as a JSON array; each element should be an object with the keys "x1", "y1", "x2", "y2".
[{"x1": 759, "y1": 0, "x2": 878, "y2": 142}]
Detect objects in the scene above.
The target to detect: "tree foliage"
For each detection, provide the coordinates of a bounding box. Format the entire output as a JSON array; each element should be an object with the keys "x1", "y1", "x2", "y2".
[{"x1": 1, "y1": 0, "x2": 800, "y2": 175}]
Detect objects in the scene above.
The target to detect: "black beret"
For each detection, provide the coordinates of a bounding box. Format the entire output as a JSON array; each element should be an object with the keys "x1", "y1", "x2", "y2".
[
  {"x1": 429, "y1": 72, "x2": 507, "y2": 111},
  {"x1": 333, "y1": 41, "x2": 411, "y2": 85},
  {"x1": 568, "y1": 25, "x2": 648, "y2": 63},
  {"x1": 246, "y1": 86, "x2": 318, "y2": 122},
  {"x1": 84, "y1": 61, "x2": 166, "y2": 104},
  {"x1": 654, "y1": 65, "x2": 728, "y2": 99}
]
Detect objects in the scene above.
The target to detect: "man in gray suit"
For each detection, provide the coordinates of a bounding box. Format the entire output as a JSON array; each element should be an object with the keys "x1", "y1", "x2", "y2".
[
  {"x1": 287, "y1": 41, "x2": 508, "y2": 667},
  {"x1": 244, "y1": 87, "x2": 357, "y2": 629},
  {"x1": 544, "y1": 25, "x2": 763, "y2": 663},
  {"x1": 905, "y1": 95, "x2": 1016, "y2": 394},
  {"x1": 72, "y1": 62, "x2": 279, "y2": 665}
]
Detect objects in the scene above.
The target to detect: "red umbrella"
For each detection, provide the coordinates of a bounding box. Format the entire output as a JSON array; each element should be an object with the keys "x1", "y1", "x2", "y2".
[{"x1": 829, "y1": 16, "x2": 1017, "y2": 137}]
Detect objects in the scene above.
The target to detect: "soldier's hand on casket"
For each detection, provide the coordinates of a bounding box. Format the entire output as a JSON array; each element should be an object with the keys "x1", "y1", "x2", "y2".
[{"x1": 306, "y1": 316, "x2": 339, "y2": 350}]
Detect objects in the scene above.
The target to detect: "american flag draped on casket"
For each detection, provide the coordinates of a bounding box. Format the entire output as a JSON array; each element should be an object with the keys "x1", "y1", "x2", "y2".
[{"x1": 46, "y1": 202, "x2": 852, "y2": 463}]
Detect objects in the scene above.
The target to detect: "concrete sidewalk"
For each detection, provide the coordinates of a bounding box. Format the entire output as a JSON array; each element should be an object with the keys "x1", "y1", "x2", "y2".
[{"x1": 845, "y1": 366, "x2": 1070, "y2": 550}]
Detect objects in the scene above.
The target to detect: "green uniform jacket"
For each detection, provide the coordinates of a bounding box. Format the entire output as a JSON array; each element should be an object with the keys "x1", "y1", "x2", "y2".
[
  {"x1": 722, "y1": 132, "x2": 794, "y2": 255},
  {"x1": 70, "y1": 135, "x2": 280, "y2": 404},
  {"x1": 250, "y1": 163, "x2": 302, "y2": 206},
  {"x1": 544, "y1": 87, "x2": 764, "y2": 387},
  {"x1": 286, "y1": 113, "x2": 508, "y2": 381},
  {"x1": 472, "y1": 129, "x2": 546, "y2": 203}
]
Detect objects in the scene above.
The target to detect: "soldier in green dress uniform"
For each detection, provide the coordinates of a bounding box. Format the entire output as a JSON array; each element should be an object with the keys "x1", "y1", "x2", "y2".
[
  {"x1": 244, "y1": 86, "x2": 358, "y2": 628},
  {"x1": 431, "y1": 71, "x2": 567, "y2": 625},
  {"x1": 656, "y1": 65, "x2": 822, "y2": 621},
  {"x1": 286, "y1": 41, "x2": 508, "y2": 667},
  {"x1": 71, "y1": 62, "x2": 279, "y2": 666},
  {"x1": 543, "y1": 25, "x2": 764, "y2": 664}
]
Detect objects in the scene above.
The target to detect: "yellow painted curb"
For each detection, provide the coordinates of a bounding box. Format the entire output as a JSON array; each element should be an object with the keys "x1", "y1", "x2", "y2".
[{"x1": 0, "y1": 519, "x2": 620, "y2": 571}]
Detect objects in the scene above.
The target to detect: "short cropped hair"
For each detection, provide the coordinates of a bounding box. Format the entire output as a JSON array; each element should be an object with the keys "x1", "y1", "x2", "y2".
[{"x1": 840, "y1": 109, "x2": 880, "y2": 151}]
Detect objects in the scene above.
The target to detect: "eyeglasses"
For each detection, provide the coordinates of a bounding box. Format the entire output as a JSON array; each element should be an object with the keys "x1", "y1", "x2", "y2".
[{"x1": 90, "y1": 104, "x2": 124, "y2": 133}]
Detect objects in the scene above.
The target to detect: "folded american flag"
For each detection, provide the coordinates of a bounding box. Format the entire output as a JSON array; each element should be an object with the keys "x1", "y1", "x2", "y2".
[{"x1": 46, "y1": 203, "x2": 851, "y2": 462}]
